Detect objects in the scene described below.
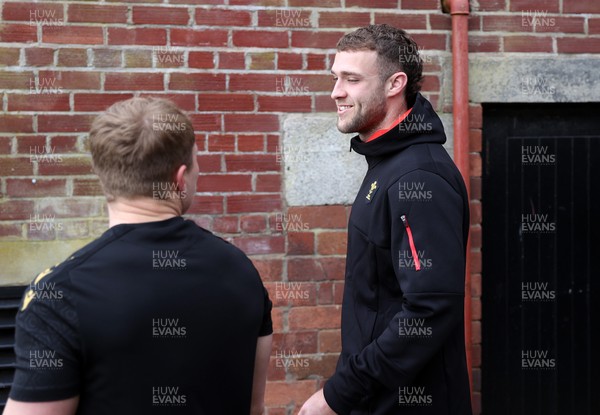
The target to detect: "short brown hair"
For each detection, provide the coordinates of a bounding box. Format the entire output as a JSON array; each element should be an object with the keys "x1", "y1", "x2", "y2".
[
  {"x1": 89, "y1": 97, "x2": 195, "y2": 200},
  {"x1": 337, "y1": 24, "x2": 424, "y2": 106}
]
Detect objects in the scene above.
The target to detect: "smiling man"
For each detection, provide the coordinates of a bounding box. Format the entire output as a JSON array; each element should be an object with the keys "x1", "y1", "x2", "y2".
[{"x1": 300, "y1": 25, "x2": 472, "y2": 415}]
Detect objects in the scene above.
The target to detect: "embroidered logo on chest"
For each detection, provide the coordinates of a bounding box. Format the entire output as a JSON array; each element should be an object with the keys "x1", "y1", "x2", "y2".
[{"x1": 365, "y1": 180, "x2": 378, "y2": 203}]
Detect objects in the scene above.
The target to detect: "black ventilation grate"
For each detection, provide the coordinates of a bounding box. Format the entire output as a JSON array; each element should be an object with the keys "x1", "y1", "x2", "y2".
[{"x1": 0, "y1": 286, "x2": 26, "y2": 411}]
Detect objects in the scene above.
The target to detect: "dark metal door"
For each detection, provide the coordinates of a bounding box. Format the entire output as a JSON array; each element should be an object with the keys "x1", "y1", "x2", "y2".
[{"x1": 482, "y1": 103, "x2": 600, "y2": 414}]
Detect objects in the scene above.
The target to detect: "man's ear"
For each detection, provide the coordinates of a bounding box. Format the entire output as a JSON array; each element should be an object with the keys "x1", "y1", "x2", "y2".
[
  {"x1": 174, "y1": 164, "x2": 188, "y2": 192},
  {"x1": 387, "y1": 71, "x2": 408, "y2": 99}
]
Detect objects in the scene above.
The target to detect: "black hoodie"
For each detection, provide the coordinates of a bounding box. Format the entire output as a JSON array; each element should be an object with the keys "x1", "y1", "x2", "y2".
[{"x1": 323, "y1": 94, "x2": 472, "y2": 414}]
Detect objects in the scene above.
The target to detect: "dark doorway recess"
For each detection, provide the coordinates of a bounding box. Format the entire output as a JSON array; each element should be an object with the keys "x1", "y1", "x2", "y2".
[{"x1": 482, "y1": 103, "x2": 600, "y2": 415}]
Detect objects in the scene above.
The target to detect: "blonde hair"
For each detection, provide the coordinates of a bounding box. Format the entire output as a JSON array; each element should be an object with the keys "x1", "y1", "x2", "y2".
[{"x1": 89, "y1": 97, "x2": 195, "y2": 200}]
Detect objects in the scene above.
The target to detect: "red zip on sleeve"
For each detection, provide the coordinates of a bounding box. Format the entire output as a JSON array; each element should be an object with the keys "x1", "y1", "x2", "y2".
[{"x1": 401, "y1": 215, "x2": 421, "y2": 271}]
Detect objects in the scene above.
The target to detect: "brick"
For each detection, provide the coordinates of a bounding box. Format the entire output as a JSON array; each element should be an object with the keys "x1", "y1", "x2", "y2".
[
  {"x1": 36, "y1": 198, "x2": 103, "y2": 218},
  {"x1": 233, "y1": 30, "x2": 288, "y2": 48},
  {"x1": 231, "y1": 0, "x2": 284, "y2": 5},
  {"x1": 0, "y1": 115, "x2": 34, "y2": 133},
  {"x1": 73, "y1": 178, "x2": 104, "y2": 196},
  {"x1": 57, "y1": 48, "x2": 87, "y2": 67},
  {"x1": 249, "y1": 52, "x2": 276, "y2": 70},
  {"x1": 189, "y1": 51, "x2": 215, "y2": 69},
  {"x1": 306, "y1": 53, "x2": 326, "y2": 70},
  {"x1": 50, "y1": 136, "x2": 79, "y2": 153},
  {"x1": 287, "y1": 206, "x2": 348, "y2": 229},
  {"x1": 470, "y1": 250, "x2": 482, "y2": 274},
  {"x1": 196, "y1": 174, "x2": 252, "y2": 192},
  {"x1": 318, "y1": 12, "x2": 370, "y2": 28},
  {"x1": 197, "y1": 154, "x2": 222, "y2": 173},
  {"x1": 534, "y1": 17, "x2": 584, "y2": 34},
  {"x1": 218, "y1": 51, "x2": 245, "y2": 69},
  {"x1": 132, "y1": 6, "x2": 190, "y2": 25},
  {"x1": 374, "y1": 13, "x2": 428, "y2": 30},
  {"x1": 25, "y1": 48, "x2": 55, "y2": 66},
  {"x1": 278, "y1": 52, "x2": 303, "y2": 70},
  {"x1": 0, "y1": 137, "x2": 13, "y2": 154},
  {"x1": 557, "y1": 37, "x2": 600, "y2": 53},
  {"x1": 470, "y1": 176, "x2": 482, "y2": 200},
  {"x1": 470, "y1": 154, "x2": 482, "y2": 177},
  {"x1": 429, "y1": 14, "x2": 452, "y2": 31},
  {"x1": 264, "y1": 380, "x2": 317, "y2": 408},
  {"x1": 470, "y1": 201, "x2": 482, "y2": 226},
  {"x1": 186, "y1": 195, "x2": 224, "y2": 214},
  {"x1": 37, "y1": 155, "x2": 93, "y2": 175},
  {"x1": 74, "y1": 93, "x2": 134, "y2": 112},
  {"x1": 289, "y1": 0, "x2": 340, "y2": 5},
  {"x1": 68, "y1": 4, "x2": 128, "y2": 23},
  {"x1": 227, "y1": 194, "x2": 281, "y2": 213},
  {"x1": 272, "y1": 331, "x2": 318, "y2": 354},
  {"x1": 105, "y1": 73, "x2": 163, "y2": 91},
  {"x1": 317, "y1": 231, "x2": 347, "y2": 255},
  {"x1": 504, "y1": 36, "x2": 552, "y2": 53},
  {"x1": 198, "y1": 93, "x2": 254, "y2": 112},
  {"x1": 43, "y1": 26, "x2": 103, "y2": 45},
  {"x1": 0, "y1": 200, "x2": 35, "y2": 220},
  {"x1": 7, "y1": 93, "x2": 70, "y2": 112},
  {"x1": 288, "y1": 305, "x2": 341, "y2": 330},
  {"x1": 212, "y1": 215, "x2": 238, "y2": 233},
  {"x1": 590, "y1": 19, "x2": 600, "y2": 35},
  {"x1": 258, "y1": 9, "x2": 312, "y2": 28},
  {"x1": 154, "y1": 50, "x2": 185, "y2": 69},
  {"x1": 319, "y1": 329, "x2": 341, "y2": 353},
  {"x1": 288, "y1": 258, "x2": 338, "y2": 281},
  {"x1": 38, "y1": 115, "x2": 94, "y2": 133},
  {"x1": 315, "y1": 95, "x2": 337, "y2": 112},
  {"x1": 207, "y1": 134, "x2": 235, "y2": 152},
  {"x1": 469, "y1": 129, "x2": 482, "y2": 153},
  {"x1": 93, "y1": 49, "x2": 122, "y2": 68},
  {"x1": 251, "y1": 258, "x2": 283, "y2": 282},
  {"x1": 348, "y1": 0, "x2": 397, "y2": 7},
  {"x1": 482, "y1": 15, "x2": 534, "y2": 32},
  {"x1": 0, "y1": 48, "x2": 20, "y2": 66},
  {"x1": 39, "y1": 70, "x2": 101, "y2": 90},
  {"x1": 7, "y1": 178, "x2": 67, "y2": 197},
  {"x1": 476, "y1": 0, "x2": 506, "y2": 11},
  {"x1": 318, "y1": 281, "x2": 334, "y2": 305},
  {"x1": 292, "y1": 30, "x2": 347, "y2": 49},
  {"x1": 510, "y1": 0, "x2": 558, "y2": 12},
  {"x1": 108, "y1": 28, "x2": 167, "y2": 46},
  {"x1": 2, "y1": 2, "x2": 63, "y2": 22},
  {"x1": 288, "y1": 232, "x2": 314, "y2": 255},
  {"x1": 258, "y1": 96, "x2": 312, "y2": 113},
  {"x1": 124, "y1": 50, "x2": 153, "y2": 68},
  {"x1": 471, "y1": 273, "x2": 482, "y2": 297},
  {"x1": 0, "y1": 157, "x2": 34, "y2": 175},
  {"x1": 238, "y1": 135, "x2": 265, "y2": 152},
  {"x1": 171, "y1": 29, "x2": 227, "y2": 47},
  {"x1": 224, "y1": 114, "x2": 280, "y2": 133},
  {"x1": 469, "y1": 104, "x2": 482, "y2": 129},
  {"x1": 169, "y1": 73, "x2": 226, "y2": 91},
  {"x1": 402, "y1": 0, "x2": 439, "y2": 9},
  {"x1": 0, "y1": 71, "x2": 34, "y2": 90},
  {"x1": 0, "y1": 23, "x2": 38, "y2": 43},
  {"x1": 15, "y1": 135, "x2": 45, "y2": 153},
  {"x1": 232, "y1": 235, "x2": 285, "y2": 255},
  {"x1": 195, "y1": 8, "x2": 251, "y2": 26},
  {"x1": 0, "y1": 223, "x2": 23, "y2": 239},
  {"x1": 190, "y1": 114, "x2": 221, "y2": 131},
  {"x1": 225, "y1": 154, "x2": 278, "y2": 172},
  {"x1": 468, "y1": 35, "x2": 501, "y2": 53},
  {"x1": 288, "y1": 353, "x2": 338, "y2": 380},
  {"x1": 240, "y1": 215, "x2": 268, "y2": 233},
  {"x1": 256, "y1": 174, "x2": 280, "y2": 192},
  {"x1": 410, "y1": 33, "x2": 447, "y2": 51},
  {"x1": 563, "y1": 0, "x2": 600, "y2": 13}
]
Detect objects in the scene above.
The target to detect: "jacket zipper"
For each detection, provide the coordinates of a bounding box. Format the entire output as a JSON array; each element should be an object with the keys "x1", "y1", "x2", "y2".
[{"x1": 400, "y1": 215, "x2": 421, "y2": 271}]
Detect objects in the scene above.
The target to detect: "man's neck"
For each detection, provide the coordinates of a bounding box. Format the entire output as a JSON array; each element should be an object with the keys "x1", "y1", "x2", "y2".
[{"x1": 107, "y1": 197, "x2": 182, "y2": 228}]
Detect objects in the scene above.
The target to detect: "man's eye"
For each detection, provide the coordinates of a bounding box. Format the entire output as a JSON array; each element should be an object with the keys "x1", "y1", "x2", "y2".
[
  {"x1": 332, "y1": 77, "x2": 338, "y2": 81},
  {"x1": 348, "y1": 79, "x2": 359, "y2": 83}
]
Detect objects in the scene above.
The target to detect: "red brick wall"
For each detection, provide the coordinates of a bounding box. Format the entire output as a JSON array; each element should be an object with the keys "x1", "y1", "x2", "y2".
[{"x1": 1, "y1": 0, "x2": 599, "y2": 413}]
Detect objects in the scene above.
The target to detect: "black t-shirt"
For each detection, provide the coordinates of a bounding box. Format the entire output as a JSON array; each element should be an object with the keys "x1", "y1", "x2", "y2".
[{"x1": 10, "y1": 217, "x2": 273, "y2": 414}]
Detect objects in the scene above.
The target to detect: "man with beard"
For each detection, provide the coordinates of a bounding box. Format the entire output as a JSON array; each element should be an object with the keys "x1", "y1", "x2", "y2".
[{"x1": 300, "y1": 24, "x2": 472, "y2": 414}]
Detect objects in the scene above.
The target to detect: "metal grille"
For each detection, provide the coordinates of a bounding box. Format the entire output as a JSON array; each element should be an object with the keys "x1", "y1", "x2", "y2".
[{"x1": 0, "y1": 286, "x2": 26, "y2": 411}]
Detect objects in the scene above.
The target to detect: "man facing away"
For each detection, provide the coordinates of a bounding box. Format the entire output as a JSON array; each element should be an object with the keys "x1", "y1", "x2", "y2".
[
  {"x1": 5, "y1": 98, "x2": 273, "y2": 415},
  {"x1": 300, "y1": 24, "x2": 472, "y2": 414}
]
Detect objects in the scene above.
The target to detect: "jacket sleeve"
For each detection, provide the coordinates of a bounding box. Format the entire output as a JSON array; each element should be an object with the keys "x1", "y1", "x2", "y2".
[{"x1": 323, "y1": 169, "x2": 468, "y2": 414}]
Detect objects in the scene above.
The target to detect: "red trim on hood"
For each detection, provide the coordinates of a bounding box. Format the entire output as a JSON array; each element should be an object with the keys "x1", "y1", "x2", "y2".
[{"x1": 365, "y1": 107, "x2": 413, "y2": 143}]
